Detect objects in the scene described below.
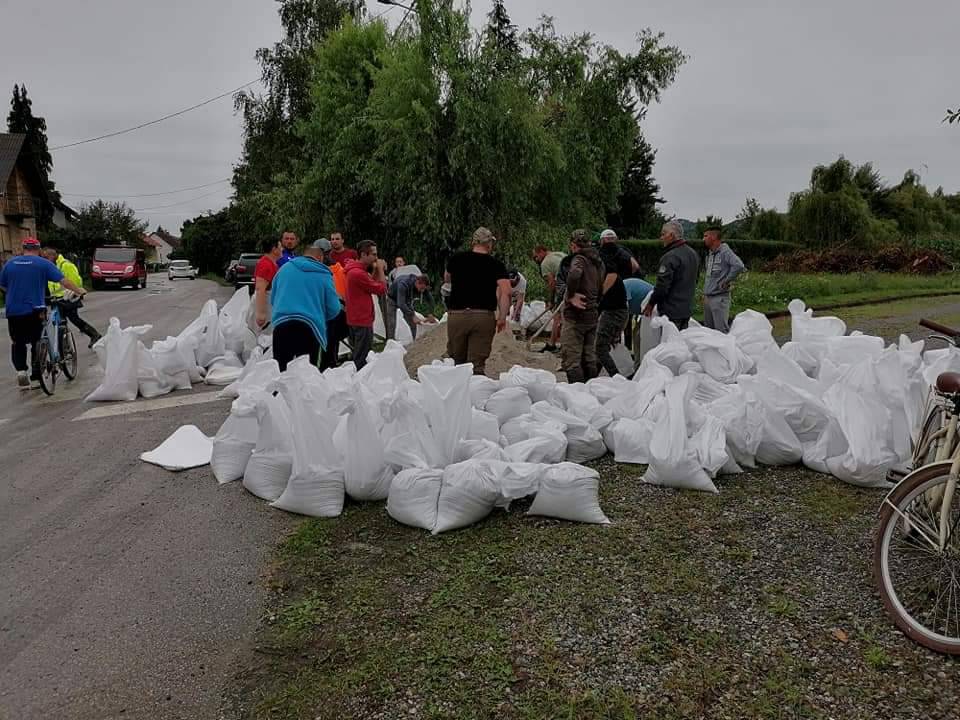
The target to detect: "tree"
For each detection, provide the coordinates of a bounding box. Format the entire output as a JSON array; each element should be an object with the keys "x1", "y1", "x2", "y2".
[
  {"x1": 484, "y1": 0, "x2": 520, "y2": 66},
  {"x1": 47, "y1": 201, "x2": 148, "y2": 258},
  {"x1": 7, "y1": 84, "x2": 57, "y2": 225},
  {"x1": 180, "y1": 208, "x2": 240, "y2": 274},
  {"x1": 607, "y1": 133, "x2": 663, "y2": 238},
  {"x1": 695, "y1": 215, "x2": 723, "y2": 238},
  {"x1": 946, "y1": 106, "x2": 959, "y2": 124},
  {"x1": 736, "y1": 197, "x2": 762, "y2": 236}
]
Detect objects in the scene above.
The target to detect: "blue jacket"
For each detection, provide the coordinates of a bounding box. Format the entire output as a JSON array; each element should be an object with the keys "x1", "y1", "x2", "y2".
[{"x1": 270, "y1": 257, "x2": 342, "y2": 349}]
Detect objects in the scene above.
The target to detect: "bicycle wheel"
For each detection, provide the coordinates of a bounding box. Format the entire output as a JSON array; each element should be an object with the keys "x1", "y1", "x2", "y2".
[
  {"x1": 874, "y1": 463, "x2": 960, "y2": 654},
  {"x1": 60, "y1": 329, "x2": 78, "y2": 380},
  {"x1": 36, "y1": 340, "x2": 56, "y2": 396}
]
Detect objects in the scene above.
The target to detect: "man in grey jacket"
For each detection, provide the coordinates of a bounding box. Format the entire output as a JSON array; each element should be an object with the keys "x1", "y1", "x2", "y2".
[
  {"x1": 702, "y1": 226, "x2": 745, "y2": 332},
  {"x1": 643, "y1": 220, "x2": 699, "y2": 330}
]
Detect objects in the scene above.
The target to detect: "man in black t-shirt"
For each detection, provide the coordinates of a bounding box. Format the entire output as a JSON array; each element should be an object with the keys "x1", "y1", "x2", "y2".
[
  {"x1": 596, "y1": 229, "x2": 635, "y2": 377},
  {"x1": 444, "y1": 227, "x2": 512, "y2": 375}
]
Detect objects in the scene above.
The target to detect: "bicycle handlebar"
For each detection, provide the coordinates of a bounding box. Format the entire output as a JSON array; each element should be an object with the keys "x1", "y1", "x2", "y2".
[{"x1": 920, "y1": 318, "x2": 960, "y2": 338}]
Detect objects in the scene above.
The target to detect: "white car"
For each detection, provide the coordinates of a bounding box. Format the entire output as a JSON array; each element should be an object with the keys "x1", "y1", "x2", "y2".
[{"x1": 168, "y1": 260, "x2": 198, "y2": 281}]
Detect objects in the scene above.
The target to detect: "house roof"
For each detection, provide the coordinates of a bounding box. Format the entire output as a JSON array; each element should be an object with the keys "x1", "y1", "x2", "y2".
[
  {"x1": 0, "y1": 134, "x2": 27, "y2": 191},
  {"x1": 153, "y1": 226, "x2": 181, "y2": 249},
  {"x1": 143, "y1": 234, "x2": 162, "y2": 248}
]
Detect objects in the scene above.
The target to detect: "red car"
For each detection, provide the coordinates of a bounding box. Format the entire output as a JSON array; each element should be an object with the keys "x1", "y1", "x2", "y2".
[{"x1": 91, "y1": 246, "x2": 148, "y2": 290}]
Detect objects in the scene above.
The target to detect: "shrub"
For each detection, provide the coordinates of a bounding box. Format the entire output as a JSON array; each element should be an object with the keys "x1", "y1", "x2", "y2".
[{"x1": 619, "y1": 238, "x2": 798, "y2": 273}]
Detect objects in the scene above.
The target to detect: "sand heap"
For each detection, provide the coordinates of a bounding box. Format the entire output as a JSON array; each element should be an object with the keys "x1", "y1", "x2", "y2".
[{"x1": 404, "y1": 324, "x2": 562, "y2": 379}]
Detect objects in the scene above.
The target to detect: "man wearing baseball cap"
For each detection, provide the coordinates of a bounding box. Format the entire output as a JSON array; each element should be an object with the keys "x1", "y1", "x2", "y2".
[{"x1": 0, "y1": 237, "x2": 87, "y2": 389}]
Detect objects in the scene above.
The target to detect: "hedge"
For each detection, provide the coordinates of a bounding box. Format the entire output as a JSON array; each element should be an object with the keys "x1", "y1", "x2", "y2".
[{"x1": 619, "y1": 238, "x2": 799, "y2": 273}]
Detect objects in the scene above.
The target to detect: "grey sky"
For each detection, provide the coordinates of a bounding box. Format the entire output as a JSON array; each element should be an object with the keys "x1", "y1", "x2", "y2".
[{"x1": 2, "y1": 0, "x2": 958, "y2": 233}]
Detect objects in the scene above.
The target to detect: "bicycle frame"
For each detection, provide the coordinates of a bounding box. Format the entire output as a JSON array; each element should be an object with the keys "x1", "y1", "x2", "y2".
[
  {"x1": 885, "y1": 396, "x2": 960, "y2": 553},
  {"x1": 43, "y1": 304, "x2": 62, "y2": 364}
]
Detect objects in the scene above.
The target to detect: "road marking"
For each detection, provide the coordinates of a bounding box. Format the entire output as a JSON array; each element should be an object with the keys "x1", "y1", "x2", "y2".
[{"x1": 73, "y1": 391, "x2": 228, "y2": 421}]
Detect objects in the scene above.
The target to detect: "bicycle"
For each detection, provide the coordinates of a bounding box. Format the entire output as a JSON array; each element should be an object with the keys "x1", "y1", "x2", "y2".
[
  {"x1": 35, "y1": 299, "x2": 80, "y2": 396},
  {"x1": 873, "y1": 318, "x2": 960, "y2": 655}
]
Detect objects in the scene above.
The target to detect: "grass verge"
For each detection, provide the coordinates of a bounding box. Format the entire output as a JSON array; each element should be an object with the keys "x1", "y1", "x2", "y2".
[{"x1": 227, "y1": 460, "x2": 959, "y2": 720}]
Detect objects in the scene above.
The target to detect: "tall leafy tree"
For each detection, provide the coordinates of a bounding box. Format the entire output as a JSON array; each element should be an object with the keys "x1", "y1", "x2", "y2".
[
  {"x1": 606, "y1": 133, "x2": 663, "y2": 238},
  {"x1": 484, "y1": 0, "x2": 520, "y2": 62}
]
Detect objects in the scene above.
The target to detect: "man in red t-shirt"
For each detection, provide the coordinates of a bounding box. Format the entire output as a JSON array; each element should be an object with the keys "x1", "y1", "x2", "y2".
[
  {"x1": 328, "y1": 231, "x2": 358, "y2": 266},
  {"x1": 254, "y1": 237, "x2": 283, "y2": 330},
  {"x1": 344, "y1": 239, "x2": 387, "y2": 370}
]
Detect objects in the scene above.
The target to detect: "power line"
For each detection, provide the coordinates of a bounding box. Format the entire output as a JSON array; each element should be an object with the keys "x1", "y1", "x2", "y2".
[
  {"x1": 50, "y1": 80, "x2": 260, "y2": 151},
  {"x1": 133, "y1": 188, "x2": 230, "y2": 212},
  {"x1": 60, "y1": 178, "x2": 231, "y2": 199}
]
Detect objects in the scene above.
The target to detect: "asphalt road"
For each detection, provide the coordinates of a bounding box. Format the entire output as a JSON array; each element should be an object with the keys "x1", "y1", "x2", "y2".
[{"x1": 0, "y1": 275, "x2": 295, "y2": 720}]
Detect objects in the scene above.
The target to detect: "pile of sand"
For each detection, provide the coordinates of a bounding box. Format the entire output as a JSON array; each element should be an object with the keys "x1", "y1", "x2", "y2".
[{"x1": 404, "y1": 323, "x2": 562, "y2": 379}]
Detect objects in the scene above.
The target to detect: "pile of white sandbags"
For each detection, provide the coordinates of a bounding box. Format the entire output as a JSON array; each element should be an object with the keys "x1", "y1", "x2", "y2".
[{"x1": 87, "y1": 288, "x2": 267, "y2": 403}]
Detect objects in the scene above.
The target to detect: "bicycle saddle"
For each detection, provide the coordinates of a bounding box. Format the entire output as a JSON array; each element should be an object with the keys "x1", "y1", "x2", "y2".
[{"x1": 936, "y1": 372, "x2": 960, "y2": 393}]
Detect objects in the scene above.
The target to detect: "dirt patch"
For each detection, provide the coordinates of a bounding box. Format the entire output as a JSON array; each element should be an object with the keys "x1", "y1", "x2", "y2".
[{"x1": 404, "y1": 323, "x2": 562, "y2": 379}]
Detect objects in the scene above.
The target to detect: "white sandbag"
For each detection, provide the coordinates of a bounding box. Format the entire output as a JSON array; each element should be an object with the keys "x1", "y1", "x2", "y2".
[
  {"x1": 499, "y1": 365, "x2": 557, "y2": 403},
  {"x1": 387, "y1": 468, "x2": 444, "y2": 530},
  {"x1": 220, "y1": 288, "x2": 255, "y2": 357},
  {"x1": 635, "y1": 293, "x2": 660, "y2": 367},
  {"x1": 182, "y1": 299, "x2": 226, "y2": 368},
  {"x1": 381, "y1": 388, "x2": 443, "y2": 470},
  {"x1": 729, "y1": 309, "x2": 778, "y2": 365},
  {"x1": 433, "y1": 460, "x2": 503, "y2": 534},
  {"x1": 606, "y1": 369, "x2": 671, "y2": 421},
  {"x1": 691, "y1": 373, "x2": 735, "y2": 405},
  {"x1": 585, "y1": 375, "x2": 632, "y2": 404},
  {"x1": 358, "y1": 340, "x2": 410, "y2": 394},
  {"x1": 742, "y1": 385, "x2": 803, "y2": 466},
  {"x1": 781, "y1": 341, "x2": 819, "y2": 377},
  {"x1": 502, "y1": 421, "x2": 568, "y2": 464},
  {"x1": 418, "y1": 362, "x2": 474, "y2": 466},
  {"x1": 690, "y1": 415, "x2": 729, "y2": 479},
  {"x1": 500, "y1": 414, "x2": 536, "y2": 446},
  {"x1": 468, "y1": 408, "x2": 501, "y2": 444},
  {"x1": 678, "y1": 361, "x2": 705, "y2": 375},
  {"x1": 243, "y1": 392, "x2": 294, "y2": 501},
  {"x1": 530, "y1": 401, "x2": 606, "y2": 463},
  {"x1": 204, "y1": 352, "x2": 245, "y2": 386},
  {"x1": 484, "y1": 386, "x2": 532, "y2": 425},
  {"x1": 137, "y1": 342, "x2": 174, "y2": 399},
  {"x1": 549, "y1": 384, "x2": 613, "y2": 432},
  {"x1": 87, "y1": 318, "x2": 152, "y2": 402},
  {"x1": 683, "y1": 326, "x2": 754, "y2": 384},
  {"x1": 211, "y1": 409, "x2": 259, "y2": 483},
  {"x1": 788, "y1": 299, "x2": 846, "y2": 362},
  {"x1": 639, "y1": 316, "x2": 692, "y2": 374},
  {"x1": 821, "y1": 383, "x2": 897, "y2": 488},
  {"x1": 343, "y1": 387, "x2": 394, "y2": 501},
  {"x1": 642, "y1": 375, "x2": 719, "y2": 494},
  {"x1": 610, "y1": 344, "x2": 635, "y2": 377},
  {"x1": 603, "y1": 417, "x2": 655, "y2": 464},
  {"x1": 455, "y1": 439, "x2": 508, "y2": 463},
  {"x1": 703, "y1": 388, "x2": 764, "y2": 469},
  {"x1": 140, "y1": 424, "x2": 213, "y2": 471},
  {"x1": 527, "y1": 462, "x2": 610, "y2": 524},
  {"x1": 825, "y1": 333, "x2": 885, "y2": 367},
  {"x1": 495, "y1": 461, "x2": 546, "y2": 506},
  {"x1": 220, "y1": 346, "x2": 274, "y2": 399},
  {"x1": 270, "y1": 358, "x2": 345, "y2": 517},
  {"x1": 470, "y1": 375, "x2": 500, "y2": 410}
]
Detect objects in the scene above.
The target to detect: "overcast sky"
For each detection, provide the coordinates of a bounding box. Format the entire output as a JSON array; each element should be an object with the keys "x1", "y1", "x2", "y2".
[{"x1": 2, "y1": 0, "x2": 957, "y2": 233}]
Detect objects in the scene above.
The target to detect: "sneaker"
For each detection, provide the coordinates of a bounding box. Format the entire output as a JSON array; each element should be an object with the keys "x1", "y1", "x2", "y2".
[
  {"x1": 539, "y1": 344, "x2": 559, "y2": 354},
  {"x1": 16, "y1": 371, "x2": 29, "y2": 390}
]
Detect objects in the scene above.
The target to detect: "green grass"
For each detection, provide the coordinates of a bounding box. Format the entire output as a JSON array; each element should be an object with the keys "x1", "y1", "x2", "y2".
[{"x1": 201, "y1": 271, "x2": 233, "y2": 287}]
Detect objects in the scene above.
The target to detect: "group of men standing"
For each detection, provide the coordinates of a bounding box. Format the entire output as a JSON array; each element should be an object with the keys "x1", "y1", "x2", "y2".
[
  {"x1": 252, "y1": 231, "x2": 431, "y2": 373},
  {"x1": 533, "y1": 220, "x2": 745, "y2": 382}
]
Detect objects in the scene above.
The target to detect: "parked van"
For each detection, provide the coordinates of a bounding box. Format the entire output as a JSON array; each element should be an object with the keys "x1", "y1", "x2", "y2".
[{"x1": 92, "y1": 246, "x2": 148, "y2": 290}]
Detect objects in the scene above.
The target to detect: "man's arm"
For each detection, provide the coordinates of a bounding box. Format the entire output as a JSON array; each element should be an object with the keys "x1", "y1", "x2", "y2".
[
  {"x1": 254, "y1": 277, "x2": 270, "y2": 328},
  {"x1": 645, "y1": 255, "x2": 676, "y2": 316},
  {"x1": 496, "y1": 278, "x2": 512, "y2": 332},
  {"x1": 512, "y1": 292, "x2": 525, "y2": 321},
  {"x1": 601, "y1": 272, "x2": 617, "y2": 295},
  {"x1": 565, "y1": 256, "x2": 584, "y2": 299},
  {"x1": 397, "y1": 281, "x2": 416, "y2": 316},
  {"x1": 721, "y1": 247, "x2": 746, "y2": 289},
  {"x1": 61, "y1": 277, "x2": 86, "y2": 296}
]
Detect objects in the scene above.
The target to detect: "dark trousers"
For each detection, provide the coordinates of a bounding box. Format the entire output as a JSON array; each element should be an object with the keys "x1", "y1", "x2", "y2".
[
  {"x1": 596, "y1": 308, "x2": 629, "y2": 377},
  {"x1": 320, "y1": 308, "x2": 347, "y2": 371},
  {"x1": 349, "y1": 325, "x2": 374, "y2": 370},
  {"x1": 446, "y1": 310, "x2": 496, "y2": 375},
  {"x1": 273, "y1": 320, "x2": 320, "y2": 372},
  {"x1": 7, "y1": 312, "x2": 43, "y2": 377},
  {"x1": 560, "y1": 310, "x2": 599, "y2": 384},
  {"x1": 59, "y1": 301, "x2": 99, "y2": 340}
]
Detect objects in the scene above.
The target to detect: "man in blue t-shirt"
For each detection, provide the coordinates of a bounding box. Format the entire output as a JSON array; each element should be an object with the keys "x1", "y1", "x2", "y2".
[
  {"x1": 276, "y1": 230, "x2": 300, "y2": 269},
  {"x1": 0, "y1": 237, "x2": 87, "y2": 389}
]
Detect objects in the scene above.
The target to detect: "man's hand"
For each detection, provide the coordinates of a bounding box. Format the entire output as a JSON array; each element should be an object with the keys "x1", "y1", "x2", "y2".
[
  {"x1": 569, "y1": 293, "x2": 587, "y2": 310},
  {"x1": 496, "y1": 317, "x2": 507, "y2": 333},
  {"x1": 255, "y1": 311, "x2": 268, "y2": 329},
  {"x1": 642, "y1": 303, "x2": 654, "y2": 317}
]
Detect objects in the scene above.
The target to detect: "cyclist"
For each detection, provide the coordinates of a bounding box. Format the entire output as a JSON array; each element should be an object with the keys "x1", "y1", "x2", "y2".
[
  {"x1": 42, "y1": 246, "x2": 102, "y2": 348},
  {"x1": 0, "y1": 237, "x2": 86, "y2": 390}
]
